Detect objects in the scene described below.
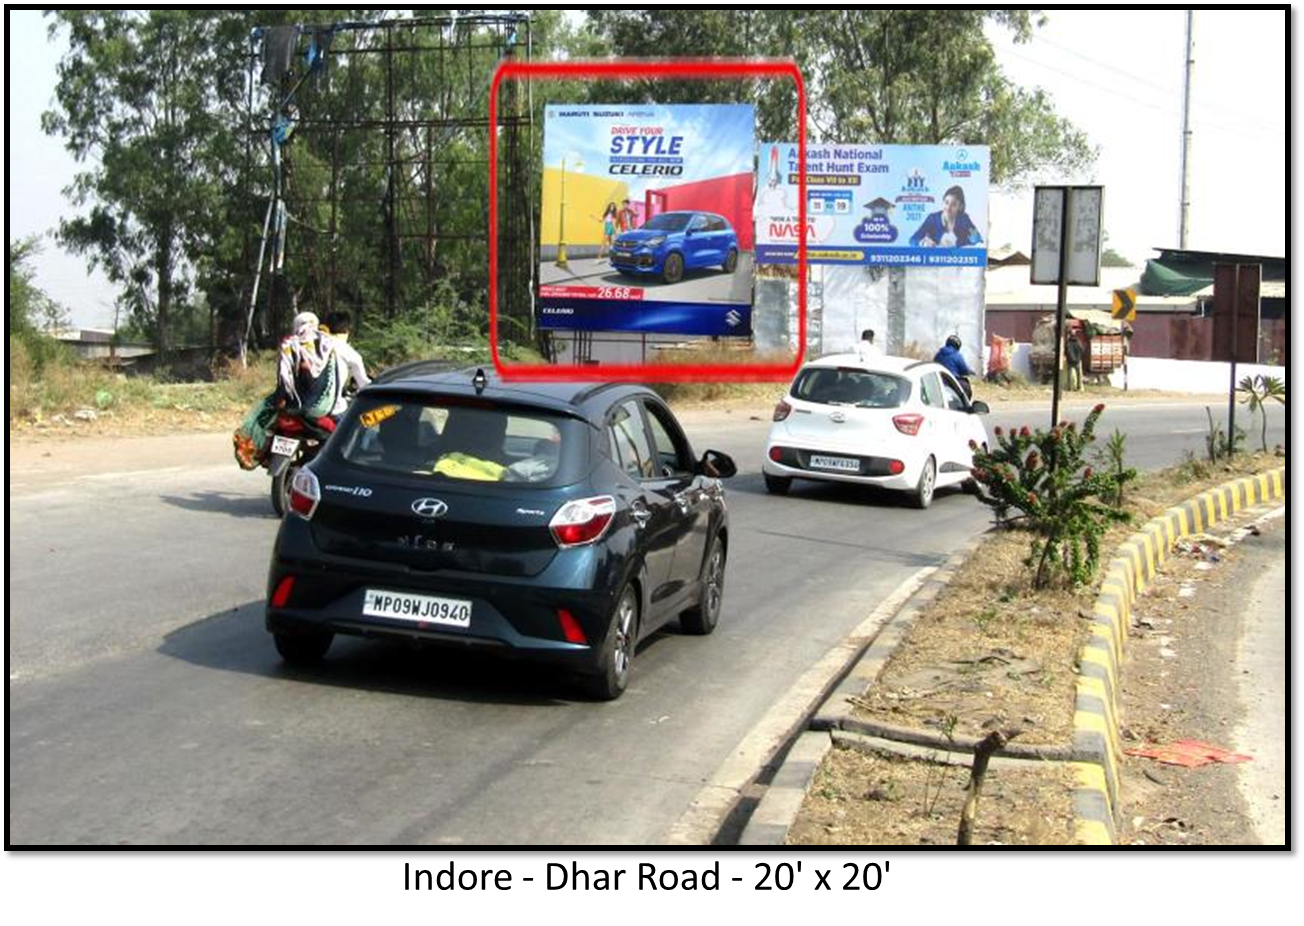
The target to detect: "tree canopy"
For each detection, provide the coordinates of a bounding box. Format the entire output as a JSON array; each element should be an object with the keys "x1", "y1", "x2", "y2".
[{"x1": 41, "y1": 9, "x2": 1098, "y2": 360}]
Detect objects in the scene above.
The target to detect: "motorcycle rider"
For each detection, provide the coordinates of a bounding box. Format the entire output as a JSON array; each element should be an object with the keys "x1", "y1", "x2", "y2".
[
  {"x1": 934, "y1": 334, "x2": 974, "y2": 399},
  {"x1": 323, "y1": 310, "x2": 370, "y2": 416},
  {"x1": 275, "y1": 310, "x2": 351, "y2": 426}
]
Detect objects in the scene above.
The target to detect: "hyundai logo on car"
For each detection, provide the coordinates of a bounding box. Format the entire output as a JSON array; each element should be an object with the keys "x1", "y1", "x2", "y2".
[{"x1": 411, "y1": 498, "x2": 449, "y2": 518}]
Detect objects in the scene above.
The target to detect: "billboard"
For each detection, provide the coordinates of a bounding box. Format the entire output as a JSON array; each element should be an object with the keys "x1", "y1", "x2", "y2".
[
  {"x1": 755, "y1": 143, "x2": 989, "y2": 267},
  {"x1": 538, "y1": 104, "x2": 755, "y2": 336}
]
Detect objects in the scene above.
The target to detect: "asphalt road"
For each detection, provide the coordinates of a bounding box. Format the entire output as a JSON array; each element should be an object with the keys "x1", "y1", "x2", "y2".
[{"x1": 7, "y1": 400, "x2": 1284, "y2": 845}]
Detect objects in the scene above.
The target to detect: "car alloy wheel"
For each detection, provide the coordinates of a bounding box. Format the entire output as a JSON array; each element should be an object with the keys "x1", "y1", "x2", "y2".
[
  {"x1": 582, "y1": 584, "x2": 638, "y2": 701},
  {"x1": 681, "y1": 537, "x2": 725, "y2": 635},
  {"x1": 912, "y1": 456, "x2": 936, "y2": 509},
  {"x1": 723, "y1": 248, "x2": 738, "y2": 273},
  {"x1": 663, "y1": 252, "x2": 684, "y2": 284},
  {"x1": 612, "y1": 591, "x2": 636, "y2": 678}
]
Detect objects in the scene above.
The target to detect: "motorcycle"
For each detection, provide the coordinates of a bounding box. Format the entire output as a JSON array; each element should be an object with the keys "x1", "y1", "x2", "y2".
[{"x1": 267, "y1": 409, "x2": 336, "y2": 517}]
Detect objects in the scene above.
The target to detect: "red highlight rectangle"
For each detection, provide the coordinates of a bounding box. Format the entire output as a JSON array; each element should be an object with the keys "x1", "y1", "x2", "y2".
[{"x1": 489, "y1": 58, "x2": 807, "y2": 383}]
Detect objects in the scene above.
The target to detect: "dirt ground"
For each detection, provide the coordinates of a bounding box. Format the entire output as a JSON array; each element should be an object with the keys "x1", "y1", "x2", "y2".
[
  {"x1": 788, "y1": 455, "x2": 1283, "y2": 846},
  {"x1": 787, "y1": 744, "x2": 1077, "y2": 846},
  {"x1": 852, "y1": 529, "x2": 1090, "y2": 746},
  {"x1": 1117, "y1": 515, "x2": 1283, "y2": 846},
  {"x1": 847, "y1": 454, "x2": 1283, "y2": 748}
]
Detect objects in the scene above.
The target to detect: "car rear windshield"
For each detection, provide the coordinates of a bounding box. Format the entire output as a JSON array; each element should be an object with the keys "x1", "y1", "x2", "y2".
[
  {"x1": 641, "y1": 213, "x2": 690, "y2": 232},
  {"x1": 332, "y1": 396, "x2": 587, "y2": 487},
  {"x1": 790, "y1": 367, "x2": 911, "y2": 408}
]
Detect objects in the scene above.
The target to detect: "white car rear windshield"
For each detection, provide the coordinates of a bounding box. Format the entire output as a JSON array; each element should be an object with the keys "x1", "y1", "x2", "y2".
[{"x1": 791, "y1": 367, "x2": 911, "y2": 408}]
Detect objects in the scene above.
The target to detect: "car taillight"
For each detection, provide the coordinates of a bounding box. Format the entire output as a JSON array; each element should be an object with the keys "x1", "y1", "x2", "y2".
[
  {"x1": 557, "y1": 608, "x2": 588, "y2": 645},
  {"x1": 773, "y1": 400, "x2": 792, "y2": 422},
  {"x1": 270, "y1": 576, "x2": 296, "y2": 607},
  {"x1": 893, "y1": 413, "x2": 924, "y2": 436},
  {"x1": 288, "y1": 467, "x2": 321, "y2": 519},
  {"x1": 768, "y1": 446, "x2": 785, "y2": 462},
  {"x1": 549, "y1": 496, "x2": 616, "y2": 548},
  {"x1": 888, "y1": 460, "x2": 905, "y2": 475}
]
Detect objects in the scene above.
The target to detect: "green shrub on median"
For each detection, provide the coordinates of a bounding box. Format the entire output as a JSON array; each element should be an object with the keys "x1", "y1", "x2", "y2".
[{"x1": 971, "y1": 403, "x2": 1137, "y2": 590}]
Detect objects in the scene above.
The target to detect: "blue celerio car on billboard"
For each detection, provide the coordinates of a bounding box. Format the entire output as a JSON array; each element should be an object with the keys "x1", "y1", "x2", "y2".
[{"x1": 610, "y1": 211, "x2": 739, "y2": 284}]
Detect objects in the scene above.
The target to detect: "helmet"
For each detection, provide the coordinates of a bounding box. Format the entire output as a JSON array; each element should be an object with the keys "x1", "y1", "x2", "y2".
[{"x1": 946, "y1": 334, "x2": 962, "y2": 350}]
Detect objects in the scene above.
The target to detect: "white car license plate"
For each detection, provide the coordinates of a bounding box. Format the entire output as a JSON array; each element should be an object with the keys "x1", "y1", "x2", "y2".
[
  {"x1": 612, "y1": 249, "x2": 631, "y2": 259},
  {"x1": 270, "y1": 435, "x2": 300, "y2": 457},
  {"x1": 809, "y1": 454, "x2": 860, "y2": 473},
  {"x1": 363, "y1": 590, "x2": 472, "y2": 627}
]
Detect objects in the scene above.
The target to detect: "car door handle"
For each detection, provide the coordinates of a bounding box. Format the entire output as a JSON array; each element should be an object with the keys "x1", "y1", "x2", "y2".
[
  {"x1": 673, "y1": 490, "x2": 695, "y2": 512},
  {"x1": 631, "y1": 505, "x2": 652, "y2": 528}
]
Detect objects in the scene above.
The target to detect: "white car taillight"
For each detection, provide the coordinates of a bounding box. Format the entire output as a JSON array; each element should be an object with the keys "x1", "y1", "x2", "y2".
[
  {"x1": 893, "y1": 413, "x2": 924, "y2": 436},
  {"x1": 550, "y1": 496, "x2": 617, "y2": 548},
  {"x1": 288, "y1": 467, "x2": 321, "y2": 519},
  {"x1": 773, "y1": 400, "x2": 792, "y2": 422}
]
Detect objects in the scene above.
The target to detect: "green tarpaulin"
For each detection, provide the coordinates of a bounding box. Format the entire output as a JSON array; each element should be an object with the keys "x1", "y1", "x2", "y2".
[{"x1": 1139, "y1": 260, "x2": 1213, "y2": 296}]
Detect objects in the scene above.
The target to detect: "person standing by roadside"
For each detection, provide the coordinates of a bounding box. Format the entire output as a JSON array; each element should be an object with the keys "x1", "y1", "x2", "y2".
[{"x1": 1065, "y1": 330, "x2": 1084, "y2": 391}]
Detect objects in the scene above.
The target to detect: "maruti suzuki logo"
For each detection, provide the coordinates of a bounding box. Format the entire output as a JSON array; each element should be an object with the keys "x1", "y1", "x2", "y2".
[
  {"x1": 725, "y1": 309, "x2": 742, "y2": 328},
  {"x1": 411, "y1": 498, "x2": 449, "y2": 518}
]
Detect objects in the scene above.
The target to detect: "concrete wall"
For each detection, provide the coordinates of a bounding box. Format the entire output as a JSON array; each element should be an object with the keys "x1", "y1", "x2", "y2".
[
  {"x1": 1107, "y1": 357, "x2": 1286, "y2": 393},
  {"x1": 817, "y1": 265, "x2": 985, "y2": 368}
]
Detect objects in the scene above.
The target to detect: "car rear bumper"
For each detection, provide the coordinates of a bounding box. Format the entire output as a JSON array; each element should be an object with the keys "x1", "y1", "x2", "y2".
[
  {"x1": 762, "y1": 442, "x2": 923, "y2": 491},
  {"x1": 265, "y1": 539, "x2": 619, "y2": 672}
]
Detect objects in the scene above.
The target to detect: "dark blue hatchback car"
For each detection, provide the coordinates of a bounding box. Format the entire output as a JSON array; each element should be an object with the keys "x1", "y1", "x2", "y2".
[
  {"x1": 266, "y1": 365, "x2": 736, "y2": 700},
  {"x1": 610, "y1": 210, "x2": 740, "y2": 284}
]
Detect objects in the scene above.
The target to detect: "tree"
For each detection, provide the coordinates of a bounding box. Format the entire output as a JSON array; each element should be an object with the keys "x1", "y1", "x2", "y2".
[
  {"x1": 807, "y1": 10, "x2": 1095, "y2": 185},
  {"x1": 42, "y1": 10, "x2": 250, "y2": 359},
  {"x1": 9, "y1": 237, "x2": 69, "y2": 337},
  {"x1": 586, "y1": 10, "x2": 802, "y2": 139},
  {"x1": 1237, "y1": 374, "x2": 1285, "y2": 453},
  {"x1": 588, "y1": 10, "x2": 1096, "y2": 185}
]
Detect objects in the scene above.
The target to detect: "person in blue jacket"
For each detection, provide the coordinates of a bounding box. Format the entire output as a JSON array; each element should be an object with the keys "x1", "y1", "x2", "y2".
[
  {"x1": 934, "y1": 334, "x2": 974, "y2": 396},
  {"x1": 910, "y1": 185, "x2": 983, "y2": 248}
]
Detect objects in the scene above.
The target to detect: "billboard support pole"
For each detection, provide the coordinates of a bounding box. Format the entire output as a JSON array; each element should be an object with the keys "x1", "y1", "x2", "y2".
[
  {"x1": 1050, "y1": 186, "x2": 1073, "y2": 433},
  {"x1": 1226, "y1": 263, "x2": 1239, "y2": 458}
]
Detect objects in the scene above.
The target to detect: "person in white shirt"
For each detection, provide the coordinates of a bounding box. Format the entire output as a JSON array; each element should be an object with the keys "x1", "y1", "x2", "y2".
[
  {"x1": 858, "y1": 328, "x2": 883, "y2": 358},
  {"x1": 323, "y1": 310, "x2": 370, "y2": 417}
]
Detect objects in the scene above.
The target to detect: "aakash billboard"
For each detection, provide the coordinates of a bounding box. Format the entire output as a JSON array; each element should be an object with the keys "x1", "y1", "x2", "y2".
[
  {"x1": 755, "y1": 143, "x2": 988, "y2": 267},
  {"x1": 538, "y1": 104, "x2": 755, "y2": 336}
]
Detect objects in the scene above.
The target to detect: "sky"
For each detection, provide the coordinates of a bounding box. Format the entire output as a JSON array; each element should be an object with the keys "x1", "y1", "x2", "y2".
[{"x1": 6, "y1": 9, "x2": 1290, "y2": 330}]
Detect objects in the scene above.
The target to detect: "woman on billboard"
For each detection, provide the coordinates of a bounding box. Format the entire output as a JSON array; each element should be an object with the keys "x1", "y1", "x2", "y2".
[{"x1": 910, "y1": 185, "x2": 983, "y2": 247}]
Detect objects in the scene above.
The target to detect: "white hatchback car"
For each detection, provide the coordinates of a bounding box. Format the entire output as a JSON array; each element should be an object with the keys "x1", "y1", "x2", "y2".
[{"x1": 762, "y1": 352, "x2": 991, "y2": 508}]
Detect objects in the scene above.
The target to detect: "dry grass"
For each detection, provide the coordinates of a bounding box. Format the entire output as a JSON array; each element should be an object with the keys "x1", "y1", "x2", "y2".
[
  {"x1": 9, "y1": 347, "x2": 278, "y2": 440},
  {"x1": 856, "y1": 528, "x2": 1091, "y2": 745},
  {"x1": 648, "y1": 344, "x2": 794, "y2": 408},
  {"x1": 851, "y1": 451, "x2": 1284, "y2": 747},
  {"x1": 788, "y1": 744, "x2": 1077, "y2": 846}
]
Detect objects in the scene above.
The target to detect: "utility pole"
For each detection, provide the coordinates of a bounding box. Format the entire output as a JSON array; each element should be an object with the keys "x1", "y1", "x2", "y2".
[{"x1": 1178, "y1": 10, "x2": 1195, "y2": 248}]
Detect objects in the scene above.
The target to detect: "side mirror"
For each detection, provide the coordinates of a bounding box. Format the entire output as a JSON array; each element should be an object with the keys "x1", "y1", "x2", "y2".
[
  {"x1": 969, "y1": 400, "x2": 990, "y2": 415},
  {"x1": 698, "y1": 450, "x2": 737, "y2": 479}
]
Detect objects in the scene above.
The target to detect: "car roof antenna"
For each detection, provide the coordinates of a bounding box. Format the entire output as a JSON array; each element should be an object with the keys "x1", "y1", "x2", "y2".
[{"x1": 472, "y1": 368, "x2": 488, "y2": 395}]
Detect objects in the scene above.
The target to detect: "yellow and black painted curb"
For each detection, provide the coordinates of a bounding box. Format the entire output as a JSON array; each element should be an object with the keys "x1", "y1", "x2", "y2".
[{"x1": 1071, "y1": 467, "x2": 1286, "y2": 845}]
